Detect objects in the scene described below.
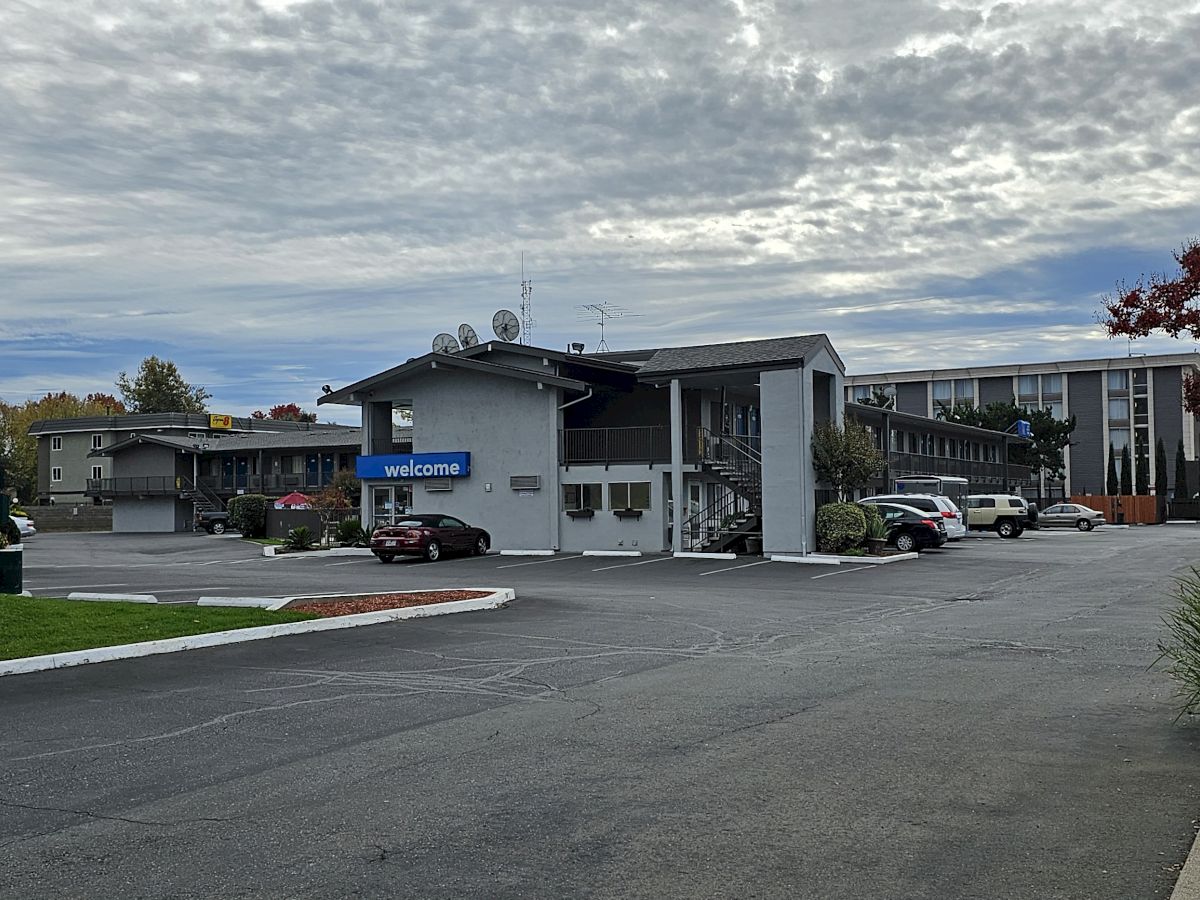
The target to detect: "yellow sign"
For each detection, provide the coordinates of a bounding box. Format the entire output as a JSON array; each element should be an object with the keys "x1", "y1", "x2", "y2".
[{"x1": 209, "y1": 414, "x2": 233, "y2": 430}]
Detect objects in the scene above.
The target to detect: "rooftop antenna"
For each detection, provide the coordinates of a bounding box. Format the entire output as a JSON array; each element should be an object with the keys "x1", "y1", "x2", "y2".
[
  {"x1": 520, "y1": 252, "x2": 534, "y2": 346},
  {"x1": 577, "y1": 302, "x2": 642, "y2": 352}
]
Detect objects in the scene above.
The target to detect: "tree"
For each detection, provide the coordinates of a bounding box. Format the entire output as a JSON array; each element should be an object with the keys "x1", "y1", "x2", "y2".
[
  {"x1": 1120, "y1": 445, "x2": 1133, "y2": 495},
  {"x1": 1106, "y1": 444, "x2": 1119, "y2": 495},
  {"x1": 0, "y1": 392, "x2": 122, "y2": 503},
  {"x1": 116, "y1": 356, "x2": 210, "y2": 413},
  {"x1": 1136, "y1": 444, "x2": 1150, "y2": 495},
  {"x1": 1177, "y1": 438, "x2": 1190, "y2": 500},
  {"x1": 811, "y1": 420, "x2": 885, "y2": 501},
  {"x1": 251, "y1": 403, "x2": 317, "y2": 423},
  {"x1": 937, "y1": 400, "x2": 1076, "y2": 480},
  {"x1": 1102, "y1": 237, "x2": 1200, "y2": 411},
  {"x1": 1156, "y1": 438, "x2": 1169, "y2": 498}
]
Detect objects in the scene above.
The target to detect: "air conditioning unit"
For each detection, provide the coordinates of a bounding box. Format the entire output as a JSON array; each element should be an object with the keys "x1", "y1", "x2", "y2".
[
  {"x1": 424, "y1": 478, "x2": 453, "y2": 492},
  {"x1": 510, "y1": 475, "x2": 541, "y2": 491}
]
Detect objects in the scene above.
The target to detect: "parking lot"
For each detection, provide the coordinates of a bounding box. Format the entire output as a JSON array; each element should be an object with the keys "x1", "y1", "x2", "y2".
[{"x1": 4, "y1": 526, "x2": 1200, "y2": 898}]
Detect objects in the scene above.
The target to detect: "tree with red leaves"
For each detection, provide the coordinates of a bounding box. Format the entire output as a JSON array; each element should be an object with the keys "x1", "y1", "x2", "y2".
[
  {"x1": 1102, "y1": 237, "x2": 1200, "y2": 411},
  {"x1": 250, "y1": 403, "x2": 317, "y2": 423}
]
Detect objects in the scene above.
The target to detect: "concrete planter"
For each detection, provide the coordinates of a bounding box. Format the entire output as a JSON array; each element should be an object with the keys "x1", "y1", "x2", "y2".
[{"x1": 0, "y1": 545, "x2": 23, "y2": 594}]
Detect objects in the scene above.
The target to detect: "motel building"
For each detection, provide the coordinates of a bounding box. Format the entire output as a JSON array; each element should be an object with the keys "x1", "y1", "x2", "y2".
[{"x1": 322, "y1": 335, "x2": 1028, "y2": 555}]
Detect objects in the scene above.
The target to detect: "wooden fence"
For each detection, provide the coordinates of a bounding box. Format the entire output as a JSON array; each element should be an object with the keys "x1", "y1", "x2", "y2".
[{"x1": 1070, "y1": 495, "x2": 1162, "y2": 525}]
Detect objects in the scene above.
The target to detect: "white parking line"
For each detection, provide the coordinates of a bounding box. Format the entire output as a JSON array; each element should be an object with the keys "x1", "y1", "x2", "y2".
[
  {"x1": 27, "y1": 582, "x2": 131, "y2": 592},
  {"x1": 496, "y1": 554, "x2": 584, "y2": 569},
  {"x1": 810, "y1": 565, "x2": 875, "y2": 580},
  {"x1": 592, "y1": 555, "x2": 674, "y2": 572},
  {"x1": 698, "y1": 560, "x2": 773, "y2": 576},
  {"x1": 324, "y1": 560, "x2": 363, "y2": 567}
]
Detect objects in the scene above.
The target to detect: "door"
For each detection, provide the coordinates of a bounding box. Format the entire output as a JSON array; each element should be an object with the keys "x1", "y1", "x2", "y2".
[
  {"x1": 306, "y1": 454, "x2": 319, "y2": 488},
  {"x1": 321, "y1": 454, "x2": 335, "y2": 486},
  {"x1": 235, "y1": 457, "x2": 248, "y2": 489},
  {"x1": 438, "y1": 516, "x2": 468, "y2": 551},
  {"x1": 222, "y1": 457, "x2": 234, "y2": 490}
]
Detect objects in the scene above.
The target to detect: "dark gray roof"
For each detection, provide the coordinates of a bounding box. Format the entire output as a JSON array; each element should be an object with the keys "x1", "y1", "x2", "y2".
[
  {"x1": 29, "y1": 413, "x2": 356, "y2": 436},
  {"x1": 93, "y1": 429, "x2": 369, "y2": 457},
  {"x1": 636, "y1": 335, "x2": 830, "y2": 377}
]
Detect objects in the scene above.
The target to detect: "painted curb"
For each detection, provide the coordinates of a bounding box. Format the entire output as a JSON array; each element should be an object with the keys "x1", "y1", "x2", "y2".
[
  {"x1": 673, "y1": 551, "x2": 737, "y2": 560},
  {"x1": 499, "y1": 549, "x2": 555, "y2": 556},
  {"x1": 770, "y1": 554, "x2": 839, "y2": 566},
  {"x1": 265, "y1": 587, "x2": 512, "y2": 612},
  {"x1": 264, "y1": 547, "x2": 374, "y2": 559},
  {"x1": 66, "y1": 592, "x2": 158, "y2": 603},
  {"x1": 809, "y1": 552, "x2": 920, "y2": 565},
  {"x1": 0, "y1": 589, "x2": 517, "y2": 677},
  {"x1": 1171, "y1": 828, "x2": 1200, "y2": 900},
  {"x1": 582, "y1": 550, "x2": 643, "y2": 557}
]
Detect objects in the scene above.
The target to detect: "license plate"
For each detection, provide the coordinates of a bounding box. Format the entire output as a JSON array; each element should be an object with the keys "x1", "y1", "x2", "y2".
[{"x1": 385, "y1": 540, "x2": 397, "y2": 547}]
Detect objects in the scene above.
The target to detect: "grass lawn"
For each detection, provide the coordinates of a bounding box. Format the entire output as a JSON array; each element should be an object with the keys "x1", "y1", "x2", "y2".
[
  {"x1": 0, "y1": 594, "x2": 318, "y2": 661},
  {"x1": 242, "y1": 537, "x2": 285, "y2": 546}
]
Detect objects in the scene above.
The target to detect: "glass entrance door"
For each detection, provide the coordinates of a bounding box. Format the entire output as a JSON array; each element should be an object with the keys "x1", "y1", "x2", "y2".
[{"x1": 370, "y1": 485, "x2": 415, "y2": 528}]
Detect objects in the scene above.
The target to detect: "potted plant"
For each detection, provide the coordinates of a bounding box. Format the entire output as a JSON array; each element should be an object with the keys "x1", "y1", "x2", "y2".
[{"x1": 864, "y1": 516, "x2": 889, "y2": 555}]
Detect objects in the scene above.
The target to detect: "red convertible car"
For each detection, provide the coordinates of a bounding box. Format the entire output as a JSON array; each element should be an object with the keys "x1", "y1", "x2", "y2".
[{"x1": 370, "y1": 514, "x2": 490, "y2": 563}]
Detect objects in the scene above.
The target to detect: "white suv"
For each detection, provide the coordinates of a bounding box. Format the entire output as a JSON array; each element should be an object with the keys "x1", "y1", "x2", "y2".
[{"x1": 859, "y1": 494, "x2": 966, "y2": 540}]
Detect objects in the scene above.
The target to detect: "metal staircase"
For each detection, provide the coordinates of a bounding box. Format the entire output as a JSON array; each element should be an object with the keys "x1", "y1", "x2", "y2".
[
  {"x1": 180, "y1": 477, "x2": 225, "y2": 527},
  {"x1": 681, "y1": 428, "x2": 763, "y2": 553}
]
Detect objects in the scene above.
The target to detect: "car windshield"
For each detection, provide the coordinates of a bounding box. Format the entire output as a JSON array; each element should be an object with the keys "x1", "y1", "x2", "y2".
[{"x1": 394, "y1": 516, "x2": 440, "y2": 527}]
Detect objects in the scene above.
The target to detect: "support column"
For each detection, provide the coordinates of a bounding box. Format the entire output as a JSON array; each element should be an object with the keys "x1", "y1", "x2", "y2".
[{"x1": 670, "y1": 378, "x2": 684, "y2": 553}]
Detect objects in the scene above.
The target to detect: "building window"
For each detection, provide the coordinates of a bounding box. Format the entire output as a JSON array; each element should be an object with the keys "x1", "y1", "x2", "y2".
[
  {"x1": 563, "y1": 483, "x2": 602, "y2": 511},
  {"x1": 51, "y1": 436, "x2": 62, "y2": 451},
  {"x1": 1044, "y1": 401, "x2": 1064, "y2": 420},
  {"x1": 1017, "y1": 374, "x2": 1039, "y2": 398},
  {"x1": 609, "y1": 482, "x2": 651, "y2": 510},
  {"x1": 908, "y1": 433, "x2": 918, "y2": 454},
  {"x1": 91, "y1": 434, "x2": 103, "y2": 450},
  {"x1": 1041, "y1": 373, "x2": 1062, "y2": 397},
  {"x1": 852, "y1": 384, "x2": 872, "y2": 402},
  {"x1": 1107, "y1": 370, "x2": 1128, "y2": 392},
  {"x1": 932, "y1": 380, "x2": 952, "y2": 403},
  {"x1": 954, "y1": 379, "x2": 974, "y2": 403},
  {"x1": 91, "y1": 465, "x2": 103, "y2": 480},
  {"x1": 1108, "y1": 398, "x2": 1130, "y2": 422},
  {"x1": 51, "y1": 466, "x2": 63, "y2": 482},
  {"x1": 1109, "y1": 428, "x2": 1130, "y2": 452}
]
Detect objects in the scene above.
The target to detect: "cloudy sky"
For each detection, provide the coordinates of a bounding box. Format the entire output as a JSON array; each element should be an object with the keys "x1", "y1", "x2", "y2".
[{"x1": 2, "y1": 0, "x2": 1199, "y2": 422}]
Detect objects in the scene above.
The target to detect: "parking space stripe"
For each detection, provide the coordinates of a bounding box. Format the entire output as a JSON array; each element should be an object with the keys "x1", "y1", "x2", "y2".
[
  {"x1": 591, "y1": 555, "x2": 673, "y2": 572},
  {"x1": 28, "y1": 583, "x2": 131, "y2": 592},
  {"x1": 810, "y1": 565, "x2": 875, "y2": 580},
  {"x1": 496, "y1": 554, "x2": 584, "y2": 569},
  {"x1": 698, "y1": 560, "x2": 773, "y2": 576}
]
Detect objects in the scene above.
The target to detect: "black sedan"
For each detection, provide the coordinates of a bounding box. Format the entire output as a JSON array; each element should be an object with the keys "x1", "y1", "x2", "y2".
[
  {"x1": 862, "y1": 501, "x2": 947, "y2": 552},
  {"x1": 371, "y1": 514, "x2": 490, "y2": 563}
]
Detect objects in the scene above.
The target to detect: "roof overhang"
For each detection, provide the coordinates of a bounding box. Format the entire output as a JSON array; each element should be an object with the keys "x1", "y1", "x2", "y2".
[
  {"x1": 319, "y1": 352, "x2": 588, "y2": 406},
  {"x1": 89, "y1": 434, "x2": 202, "y2": 458}
]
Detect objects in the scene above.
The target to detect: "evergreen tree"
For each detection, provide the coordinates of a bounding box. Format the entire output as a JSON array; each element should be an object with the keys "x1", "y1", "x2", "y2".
[
  {"x1": 1177, "y1": 438, "x2": 1190, "y2": 500},
  {"x1": 1120, "y1": 445, "x2": 1133, "y2": 495},
  {"x1": 1156, "y1": 438, "x2": 1169, "y2": 497},
  {"x1": 116, "y1": 356, "x2": 210, "y2": 413},
  {"x1": 1136, "y1": 447, "x2": 1150, "y2": 495},
  {"x1": 1106, "y1": 444, "x2": 1119, "y2": 495}
]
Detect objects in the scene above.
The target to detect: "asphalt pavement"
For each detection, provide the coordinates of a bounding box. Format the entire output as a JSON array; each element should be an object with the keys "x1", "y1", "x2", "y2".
[{"x1": 2, "y1": 527, "x2": 1199, "y2": 898}]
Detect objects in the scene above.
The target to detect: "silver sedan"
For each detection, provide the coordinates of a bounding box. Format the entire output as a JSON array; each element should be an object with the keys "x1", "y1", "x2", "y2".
[{"x1": 1038, "y1": 503, "x2": 1107, "y2": 531}]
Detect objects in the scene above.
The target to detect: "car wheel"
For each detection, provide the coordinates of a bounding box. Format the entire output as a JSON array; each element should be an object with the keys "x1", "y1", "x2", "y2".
[
  {"x1": 474, "y1": 536, "x2": 488, "y2": 556},
  {"x1": 1076, "y1": 519, "x2": 1093, "y2": 532},
  {"x1": 996, "y1": 519, "x2": 1017, "y2": 538},
  {"x1": 425, "y1": 540, "x2": 441, "y2": 562},
  {"x1": 375, "y1": 552, "x2": 395, "y2": 564},
  {"x1": 210, "y1": 521, "x2": 226, "y2": 535},
  {"x1": 894, "y1": 532, "x2": 916, "y2": 553}
]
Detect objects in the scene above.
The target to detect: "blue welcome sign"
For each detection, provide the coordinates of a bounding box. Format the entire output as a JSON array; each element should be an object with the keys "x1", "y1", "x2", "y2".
[{"x1": 356, "y1": 452, "x2": 471, "y2": 479}]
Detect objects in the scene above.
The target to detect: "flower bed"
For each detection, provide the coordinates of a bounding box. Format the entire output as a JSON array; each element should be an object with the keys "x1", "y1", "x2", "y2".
[{"x1": 288, "y1": 590, "x2": 492, "y2": 617}]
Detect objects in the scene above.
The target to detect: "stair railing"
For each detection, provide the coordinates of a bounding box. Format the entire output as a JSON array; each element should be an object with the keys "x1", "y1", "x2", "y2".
[
  {"x1": 695, "y1": 427, "x2": 763, "y2": 512},
  {"x1": 680, "y1": 490, "x2": 755, "y2": 551}
]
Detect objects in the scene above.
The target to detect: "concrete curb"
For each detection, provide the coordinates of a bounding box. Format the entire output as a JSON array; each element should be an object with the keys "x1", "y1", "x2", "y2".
[
  {"x1": 582, "y1": 550, "x2": 643, "y2": 557},
  {"x1": 196, "y1": 597, "x2": 278, "y2": 608},
  {"x1": 0, "y1": 589, "x2": 517, "y2": 677},
  {"x1": 263, "y1": 546, "x2": 374, "y2": 559},
  {"x1": 499, "y1": 549, "x2": 555, "y2": 556},
  {"x1": 67, "y1": 592, "x2": 158, "y2": 603},
  {"x1": 673, "y1": 551, "x2": 737, "y2": 560},
  {"x1": 1171, "y1": 828, "x2": 1200, "y2": 899},
  {"x1": 813, "y1": 552, "x2": 919, "y2": 565},
  {"x1": 770, "y1": 554, "x2": 839, "y2": 566}
]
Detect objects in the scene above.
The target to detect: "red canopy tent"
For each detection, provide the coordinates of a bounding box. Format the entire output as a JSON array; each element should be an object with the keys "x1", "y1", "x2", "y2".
[{"x1": 274, "y1": 492, "x2": 311, "y2": 509}]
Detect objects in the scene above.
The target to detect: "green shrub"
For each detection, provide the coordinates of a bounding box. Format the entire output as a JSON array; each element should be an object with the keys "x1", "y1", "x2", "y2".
[
  {"x1": 227, "y1": 494, "x2": 269, "y2": 538},
  {"x1": 0, "y1": 516, "x2": 21, "y2": 547},
  {"x1": 335, "y1": 518, "x2": 368, "y2": 547},
  {"x1": 863, "y1": 506, "x2": 889, "y2": 542},
  {"x1": 283, "y1": 525, "x2": 316, "y2": 552},
  {"x1": 816, "y1": 502, "x2": 866, "y2": 554},
  {"x1": 1157, "y1": 568, "x2": 1200, "y2": 720},
  {"x1": 841, "y1": 547, "x2": 867, "y2": 557}
]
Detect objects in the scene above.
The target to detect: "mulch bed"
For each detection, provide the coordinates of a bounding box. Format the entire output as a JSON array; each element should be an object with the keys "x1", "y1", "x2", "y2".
[{"x1": 288, "y1": 590, "x2": 492, "y2": 617}]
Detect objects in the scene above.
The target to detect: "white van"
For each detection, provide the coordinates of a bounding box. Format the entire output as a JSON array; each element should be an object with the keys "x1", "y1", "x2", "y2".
[{"x1": 860, "y1": 494, "x2": 966, "y2": 540}]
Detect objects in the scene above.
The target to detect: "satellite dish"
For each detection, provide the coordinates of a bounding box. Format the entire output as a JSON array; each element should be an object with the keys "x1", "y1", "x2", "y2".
[
  {"x1": 432, "y1": 333, "x2": 461, "y2": 354},
  {"x1": 458, "y1": 323, "x2": 480, "y2": 348},
  {"x1": 492, "y1": 309, "x2": 520, "y2": 342}
]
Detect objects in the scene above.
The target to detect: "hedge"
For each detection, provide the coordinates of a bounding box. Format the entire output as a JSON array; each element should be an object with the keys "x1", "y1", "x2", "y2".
[
  {"x1": 816, "y1": 502, "x2": 866, "y2": 554},
  {"x1": 227, "y1": 494, "x2": 269, "y2": 538}
]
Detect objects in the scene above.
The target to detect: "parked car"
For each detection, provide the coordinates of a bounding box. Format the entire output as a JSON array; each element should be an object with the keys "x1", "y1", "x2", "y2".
[
  {"x1": 195, "y1": 510, "x2": 231, "y2": 534},
  {"x1": 860, "y1": 494, "x2": 966, "y2": 540},
  {"x1": 371, "y1": 514, "x2": 490, "y2": 562},
  {"x1": 858, "y1": 501, "x2": 947, "y2": 552},
  {"x1": 1038, "y1": 502, "x2": 1107, "y2": 531},
  {"x1": 9, "y1": 514, "x2": 36, "y2": 539},
  {"x1": 965, "y1": 494, "x2": 1031, "y2": 538}
]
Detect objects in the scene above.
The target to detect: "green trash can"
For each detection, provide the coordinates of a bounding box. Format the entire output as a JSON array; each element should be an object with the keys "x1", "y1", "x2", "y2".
[{"x1": 0, "y1": 545, "x2": 21, "y2": 595}]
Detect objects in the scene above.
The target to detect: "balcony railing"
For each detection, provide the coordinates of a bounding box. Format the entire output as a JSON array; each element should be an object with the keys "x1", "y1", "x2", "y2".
[
  {"x1": 559, "y1": 426, "x2": 671, "y2": 466},
  {"x1": 197, "y1": 474, "x2": 337, "y2": 494},
  {"x1": 887, "y1": 450, "x2": 1034, "y2": 484},
  {"x1": 87, "y1": 476, "x2": 188, "y2": 496}
]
